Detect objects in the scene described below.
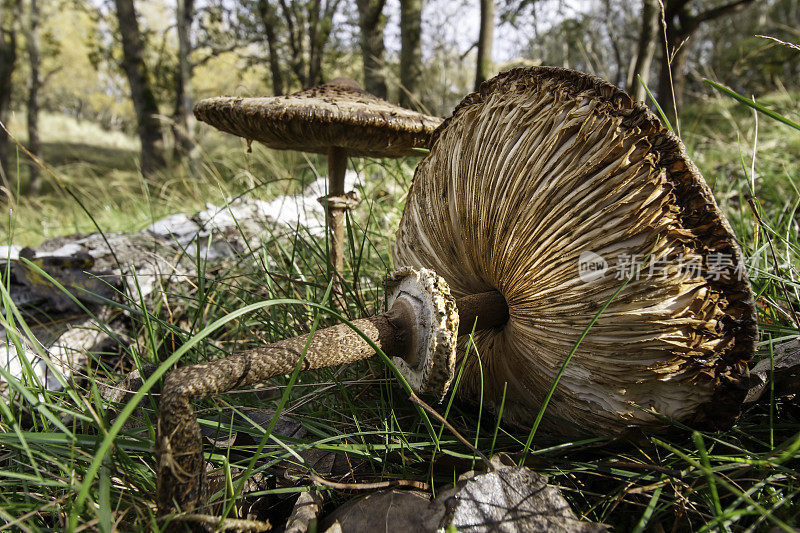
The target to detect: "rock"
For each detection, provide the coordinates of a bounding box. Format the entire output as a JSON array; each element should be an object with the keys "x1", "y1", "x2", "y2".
[
  {"x1": 320, "y1": 455, "x2": 607, "y2": 532},
  {"x1": 322, "y1": 489, "x2": 442, "y2": 533},
  {"x1": 436, "y1": 455, "x2": 607, "y2": 532},
  {"x1": 0, "y1": 196, "x2": 280, "y2": 394}
]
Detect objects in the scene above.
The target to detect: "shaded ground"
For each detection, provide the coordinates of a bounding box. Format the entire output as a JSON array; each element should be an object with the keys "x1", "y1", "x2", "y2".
[{"x1": 2, "y1": 140, "x2": 139, "y2": 193}]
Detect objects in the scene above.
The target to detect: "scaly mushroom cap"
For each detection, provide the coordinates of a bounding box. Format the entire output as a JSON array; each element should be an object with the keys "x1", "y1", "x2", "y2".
[
  {"x1": 194, "y1": 77, "x2": 443, "y2": 158},
  {"x1": 393, "y1": 67, "x2": 757, "y2": 435}
]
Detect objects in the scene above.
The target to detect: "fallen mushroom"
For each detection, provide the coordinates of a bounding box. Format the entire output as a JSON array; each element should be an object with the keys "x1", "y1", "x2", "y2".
[
  {"x1": 156, "y1": 268, "x2": 505, "y2": 512},
  {"x1": 394, "y1": 66, "x2": 756, "y2": 435},
  {"x1": 156, "y1": 67, "x2": 756, "y2": 515},
  {"x1": 194, "y1": 77, "x2": 442, "y2": 283}
]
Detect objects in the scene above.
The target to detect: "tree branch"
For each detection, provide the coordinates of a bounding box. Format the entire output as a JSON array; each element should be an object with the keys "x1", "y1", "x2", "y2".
[
  {"x1": 191, "y1": 42, "x2": 251, "y2": 68},
  {"x1": 694, "y1": 0, "x2": 754, "y2": 25}
]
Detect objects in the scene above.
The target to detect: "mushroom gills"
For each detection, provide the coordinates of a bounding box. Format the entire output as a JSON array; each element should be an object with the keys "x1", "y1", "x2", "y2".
[{"x1": 393, "y1": 67, "x2": 756, "y2": 434}]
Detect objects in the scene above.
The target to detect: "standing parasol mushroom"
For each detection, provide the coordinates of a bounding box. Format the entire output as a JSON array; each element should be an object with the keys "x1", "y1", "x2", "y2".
[
  {"x1": 155, "y1": 67, "x2": 756, "y2": 515},
  {"x1": 193, "y1": 77, "x2": 442, "y2": 284}
]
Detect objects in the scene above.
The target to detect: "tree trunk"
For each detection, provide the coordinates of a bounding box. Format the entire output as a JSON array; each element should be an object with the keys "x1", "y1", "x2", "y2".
[
  {"x1": 628, "y1": 0, "x2": 659, "y2": 101},
  {"x1": 278, "y1": 0, "x2": 308, "y2": 88},
  {"x1": 356, "y1": 0, "x2": 387, "y2": 98},
  {"x1": 264, "y1": 25, "x2": 284, "y2": 95},
  {"x1": 172, "y1": 0, "x2": 194, "y2": 161},
  {"x1": 399, "y1": 0, "x2": 422, "y2": 108},
  {"x1": 474, "y1": 0, "x2": 494, "y2": 90},
  {"x1": 258, "y1": 0, "x2": 285, "y2": 95},
  {"x1": 657, "y1": 0, "x2": 689, "y2": 120},
  {"x1": 26, "y1": 0, "x2": 41, "y2": 193},
  {"x1": 277, "y1": 0, "x2": 339, "y2": 89},
  {"x1": 0, "y1": 0, "x2": 19, "y2": 187},
  {"x1": 657, "y1": 29, "x2": 690, "y2": 119},
  {"x1": 114, "y1": 0, "x2": 166, "y2": 177},
  {"x1": 307, "y1": 0, "x2": 323, "y2": 86},
  {"x1": 307, "y1": 0, "x2": 338, "y2": 87}
]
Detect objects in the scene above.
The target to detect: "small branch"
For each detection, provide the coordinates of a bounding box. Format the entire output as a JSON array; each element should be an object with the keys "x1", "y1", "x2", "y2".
[
  {"x1": 41, "y1": 65, "x2": 63, "y2": 85},
  {"x1": 460, "y1": 42, "x2": 477, "y2": 60},
  {"x1": 408, "y1": 392, "x2": 493, "y2": 470},
  {"x1": 191, "y1": 42, "x2": 250, "y2": 68},
  {"x1": 309, "y1": 473, "x2": 429, "y2": 491},
  {"x1": 168, "y1": 514, "x2": 271, "y2": 532},
  {"x1": 694, "y1": 0, "x2": 754, "y2": 26}
]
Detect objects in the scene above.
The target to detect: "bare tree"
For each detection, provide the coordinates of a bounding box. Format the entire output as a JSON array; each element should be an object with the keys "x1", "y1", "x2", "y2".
[
  {"x1": 173, "y1": 0, "x2": 194, "y2": 160},
  {"x1": 257, "y1": 0, "x2": 285, "y2": 94},
  {"x1": 399, "y1": 0, "x2": 422, "y2": 107},
  {"x1": 628, "y1": 0, "x2": 659, "y2": 101},
  {"x1": 657, "y1": 0, "x2": 755, "y2": 117},
  {"x1": 0, "y1": 0, "x2": 20, "y2": 186},
  {"x1": 114, "y1": 0, "x2": 166, "y2": 176},
  {"x1": 356, "y1": 0, "x2": 387, "y2": 98},
  {"x1": 277, "y1": 0, "x2": 341, "y2": 88},
  {"x1": 191, "y1": 0, "x2": 297, "y2": 97},
  {"x1": 475, "y1": 0, "x2": 494, "y2": 90},
  {"x1": 26, "y1": 0, "x2": 42, "y2": 193}
]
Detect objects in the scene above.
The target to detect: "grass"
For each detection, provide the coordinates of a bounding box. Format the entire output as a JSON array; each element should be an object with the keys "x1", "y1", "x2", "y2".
[
  {"x1": 0, "y1": 86, "x2": 799, "y2": 531},
  {"x1": 0, "y1": 114, "x2": 345, "y2": 246}
]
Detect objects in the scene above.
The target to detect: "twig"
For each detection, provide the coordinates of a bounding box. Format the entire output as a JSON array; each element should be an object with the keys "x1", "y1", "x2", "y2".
[
  {"x1": 408, "y1": 392, "x2": 494, "y2": 470},
  {"x1": 596, "y1": 460, "x2": 683, "y2": 478},
  {"x1": 756, "y1": 35, "x2": 800, "y2": 53},
  {"x1": 169, "y1": 514, "x2": 271, "y2": 531},
  {"x1": 657, "y1": 0, "x2": 681, "y2": 136},
  {"x1": 309, "y1": 473, "x2": 429, "y2": 491}
]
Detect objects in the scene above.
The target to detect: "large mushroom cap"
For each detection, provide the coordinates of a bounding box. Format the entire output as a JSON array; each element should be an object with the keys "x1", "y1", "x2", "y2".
[
  {"x1": 194, "y1": 77, "x2": 443, "y2": 158},
  {"x1": 393, "y1": 67, "x2": 757, "y2": 435}
]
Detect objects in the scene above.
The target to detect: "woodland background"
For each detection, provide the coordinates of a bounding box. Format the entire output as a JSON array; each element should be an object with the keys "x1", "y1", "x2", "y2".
[{"x1": 0, "y1": 0, "x2": 797, "y2": 204}]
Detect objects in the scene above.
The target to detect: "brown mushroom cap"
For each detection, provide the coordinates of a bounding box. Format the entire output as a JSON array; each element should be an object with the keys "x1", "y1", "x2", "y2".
[
  {"x1": 393, "y1": 67, "x2": 757, "y2": 435},
  {"x1": 193, "y1": 77, "x2": 443, "y2": 158}
]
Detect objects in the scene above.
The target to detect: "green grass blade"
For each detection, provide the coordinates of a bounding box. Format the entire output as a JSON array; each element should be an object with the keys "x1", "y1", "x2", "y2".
[{"x1": 704, "y1": 79, "x2": 800, "y2": 131}]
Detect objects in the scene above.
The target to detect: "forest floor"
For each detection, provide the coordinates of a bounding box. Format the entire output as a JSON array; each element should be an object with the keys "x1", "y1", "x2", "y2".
[{"x1": 0, "y1": 87, "x2": 799, "y2": 530}]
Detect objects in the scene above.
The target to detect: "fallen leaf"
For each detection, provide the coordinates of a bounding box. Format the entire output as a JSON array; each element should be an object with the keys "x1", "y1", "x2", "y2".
[
  {"x1": 284, "y1": 490, "x2": 323, "y2": 533},
  {"x1": 746, "y1": 338, "x2": 800, "y2": 402},
  {"x1": 322, "y1": 489, "x2": 442, "y2": 533}
]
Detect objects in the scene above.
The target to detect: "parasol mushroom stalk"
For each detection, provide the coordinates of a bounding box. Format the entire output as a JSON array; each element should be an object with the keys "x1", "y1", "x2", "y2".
[
  {"x1": 156, "y1": 67, "x2": 757, "y2": 515},
  {"x1": 193, "y1": 77, "x2": 442, "y2": 283},
  {"x1": 156, "y1": 268, "x2": 507, "y2": 513}
]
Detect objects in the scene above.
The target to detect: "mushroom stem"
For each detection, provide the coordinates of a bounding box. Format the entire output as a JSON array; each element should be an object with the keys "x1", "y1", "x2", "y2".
[
  {"x1": 456, "y1": 290, "x2": 510, "y2": 336},
  {"x1": 156, "y1": 289, "x2": 508, "y2": 514},
  {"x1": 326, "y1": 146, "x2": 348, "y2": 279}
]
